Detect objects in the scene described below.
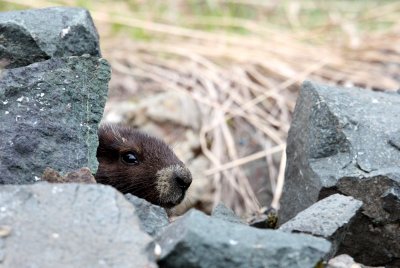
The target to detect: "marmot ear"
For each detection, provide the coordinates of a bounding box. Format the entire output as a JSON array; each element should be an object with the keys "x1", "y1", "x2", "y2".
[{"x1": 97, "y1": 124, "x2": 121, "y2": 158}]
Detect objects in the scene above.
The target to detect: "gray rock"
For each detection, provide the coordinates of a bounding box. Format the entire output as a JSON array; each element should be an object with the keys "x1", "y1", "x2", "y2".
[
  {"x1": 0, "y1": 183, "x2": 156, "y2": 268},
  {"x1": 327, "y1": 254, "x2": 384, "y2": 268},
  {"x1": 280, "y1": 81, "x2": 400, "y2": 265},
  {"x1": 144, "y1": 91, "x2": 203, "y2": 130},
  {"x1": 334, "y1": 174, "x2": 400, "y2": 223},
  {"x1": 327, "y1": 254, "x2": 360, "y2": 268},
  {"x1": 125, "y1": 193, "x2": 169, "y2": 237},
  {"x1": 211, "y1": 203, "x2": 245, "y2": 224},
  {"x1": 279, "y1": 194, "x2": 363, "y2": 258},
  {"x1": 0, "y1": 56, "x2": 110, "y2": 184},
  {"x1": 381, "y1": 186, "x2": 400, "y2": 220},
  {"x1": 0, "y1": 7, "x2": 100, "y2": 68},
  {"x1": 334, "y1": 175, "x2": 400, "y2": 265},
  {"x1": 156, "y1": 209, "x2": 330, "y2": 268}
]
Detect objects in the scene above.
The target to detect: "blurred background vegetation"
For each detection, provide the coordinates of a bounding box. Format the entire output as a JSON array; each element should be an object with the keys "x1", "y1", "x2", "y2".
[{"x1": 1, "y1": 0, "x2": 399, "y2": 216}]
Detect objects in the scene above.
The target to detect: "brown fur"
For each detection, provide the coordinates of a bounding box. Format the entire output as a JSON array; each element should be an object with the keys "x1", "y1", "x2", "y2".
[{"x1": 95, "y1": 124, "x2": 192, "y2": 208}]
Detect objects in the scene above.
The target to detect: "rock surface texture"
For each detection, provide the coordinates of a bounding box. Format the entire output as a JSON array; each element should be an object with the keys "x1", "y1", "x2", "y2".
[
  {"x1": 280, "y1": 81, "x2": 400, "y2": 266},
  {"x1": 279, "y1": 194, "x2": 363, "y2": 258},
  {"x1": 125, "y1": 193, "x2": 169, "y2": 237},
  {"x1": 327, "y1": 254, "x2": 384, "y2": 268},
  {"x1": 0, "y1": 56, "x2": 110, "y2": 184},
  {"x1": 0, "y1": 7, "x2": 100, "y2": 68},
  {"x1": 0, "y1": 183, "x2": 156, "y2": 268},
  {"x1": 211, "y1": 203, "x2": 246, "y2": 224},
  {"x1": 156, "y1": 209, "x2": 331, "y2": 268}
]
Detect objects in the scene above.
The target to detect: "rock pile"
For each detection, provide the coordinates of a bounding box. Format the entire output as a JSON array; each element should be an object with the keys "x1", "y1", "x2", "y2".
[
  {"x1": 279, "y1": 194, "x2": 363, "y2": 258},
  {"x1": 0, "y1": 7, "x2": 398, "y2": 268},
  {"x1": 156, "y1": 208, "x2": 330, "y2": 268},
  {"x1": 0, "y1": 7, "x2": 109, "y2": 184},
  {"x1": 280, "y1": 81, "x2": 400, "y2": 267}
]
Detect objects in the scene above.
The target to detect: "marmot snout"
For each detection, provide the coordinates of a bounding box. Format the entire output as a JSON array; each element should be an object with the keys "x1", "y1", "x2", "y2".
[{"x1": 95, "y1": 124, "x2": 192, "y2": 208}]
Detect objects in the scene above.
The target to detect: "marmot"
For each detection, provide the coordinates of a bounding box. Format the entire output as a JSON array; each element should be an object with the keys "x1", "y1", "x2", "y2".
[{"x1": 95, "y1": 124, "x2": 192, "y2": 208}]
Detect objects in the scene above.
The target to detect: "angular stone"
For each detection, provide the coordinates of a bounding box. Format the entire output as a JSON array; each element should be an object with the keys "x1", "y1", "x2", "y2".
[
  {"x1": 125, "y1": 193, "x2": 169, "y2": 237},
  {"x1": 0, "y1": 7, "x2": 100, "y2": 68},
  {"x1": 334, "y1": 175, "x2": 400, "y2": 223},
  {"x1": 156, "y1": 209, "x2": 330, "y2": 268},
  {"x1": 211, "y1": 203, "x2": 245, "y2": 224},
  {"x1": 279, "y1": 81, "x2": 400, "y2": 266},
  {"x1": 327, "y1": 254, "x2": 384, "y2": 268},
  {"x1": 280, "y1": 81, "x2": 400, "y2": 223},
  {"x1": 279, "y1": 194, "x2": 362, "y2": 257},
  {"x1": 332, "y1": 175, "x2": 400, "y2": 266},
  {"x1": 0, "y1": 183, "x2": 156, "y2": 267},
  {"x1": 381, "y1": 186, "x2": 400, "y2": 220},
  {"x1": 0, "y1": 56, "x2": 110, "y2": 184}
]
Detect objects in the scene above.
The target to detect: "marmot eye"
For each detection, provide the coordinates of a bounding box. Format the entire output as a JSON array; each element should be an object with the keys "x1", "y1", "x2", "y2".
[{"x1": 121, "y1": 152, "x2": 139, "y2": 165}]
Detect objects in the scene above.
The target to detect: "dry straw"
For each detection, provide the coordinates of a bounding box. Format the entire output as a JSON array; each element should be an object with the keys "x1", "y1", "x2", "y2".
[{"x1": 4, "y1": 0, "x2": 399, "y2": 215}]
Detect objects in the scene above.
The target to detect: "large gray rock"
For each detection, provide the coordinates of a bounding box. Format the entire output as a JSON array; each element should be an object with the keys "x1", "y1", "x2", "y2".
[
  {"x1": 280, "y1": 81, "x2": 400, "y2": 265},
  {"x1": 279, "y1": 194, "x2": 363, "y2": 258},
  {"x1": 156, "y1": 209, "x2": 330, "y2": 268},
  {"x1": 125, "y1": 193, "x2": 169, "y2": 237},
  {"x1": 0, "y1": 55, "x2": 110, "y2": 184},
  {"x1": 0, "y1": 183, "x2": 156, "y2": 268},
  {"x1": 0, "y1": 7, "x2": 100, "y2": 68}
]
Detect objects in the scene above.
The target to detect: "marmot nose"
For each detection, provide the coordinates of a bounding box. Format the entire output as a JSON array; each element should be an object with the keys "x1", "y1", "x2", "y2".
[{"x1": 175, "y1": 175, "x2": 192, "y2": 190}]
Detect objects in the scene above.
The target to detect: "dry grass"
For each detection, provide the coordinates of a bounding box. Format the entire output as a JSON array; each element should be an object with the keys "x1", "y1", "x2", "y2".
[{"x1": 2, "y1": 0, "x2": 399, "y2": 215}]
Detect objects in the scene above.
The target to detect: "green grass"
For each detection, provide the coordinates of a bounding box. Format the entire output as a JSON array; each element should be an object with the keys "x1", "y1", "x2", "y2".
[
  {"x1": 0, "y1": 0, "x2": 397, "y2": 37},
  {"x1": 0, "y1": 2, "x2": 25, "y2": 11}
]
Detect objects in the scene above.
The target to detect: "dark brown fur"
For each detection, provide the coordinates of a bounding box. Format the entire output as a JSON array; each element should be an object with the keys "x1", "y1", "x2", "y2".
[{"x1": 95, "y1": 124, "x2": 192, "y2": 208}]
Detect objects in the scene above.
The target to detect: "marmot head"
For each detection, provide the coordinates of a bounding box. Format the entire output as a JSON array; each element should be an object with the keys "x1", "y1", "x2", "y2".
[{"x1": 95, "y1": 124, "x2": 192, "y2": 208}]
